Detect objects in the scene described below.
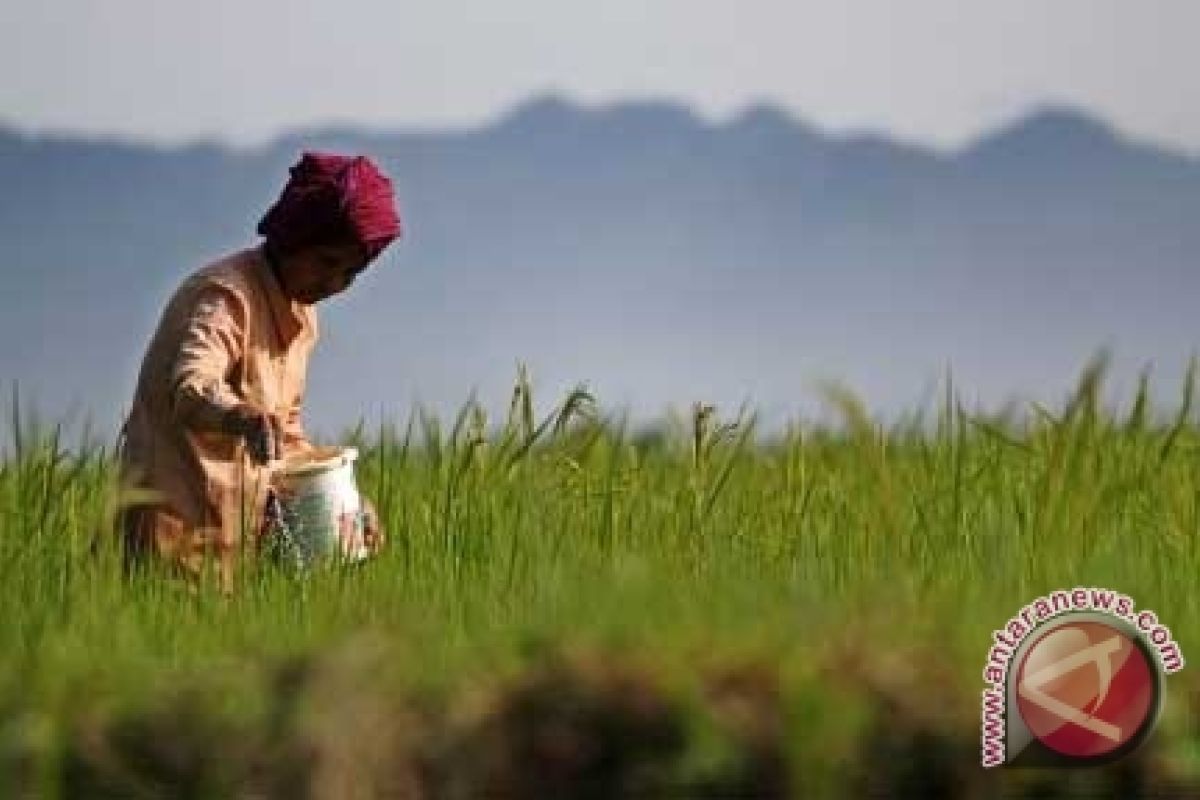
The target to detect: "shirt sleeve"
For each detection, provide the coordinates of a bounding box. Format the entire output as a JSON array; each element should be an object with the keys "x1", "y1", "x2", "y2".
[{"x1": 169, "y1": 286, "x2": 246, "y2": 433}]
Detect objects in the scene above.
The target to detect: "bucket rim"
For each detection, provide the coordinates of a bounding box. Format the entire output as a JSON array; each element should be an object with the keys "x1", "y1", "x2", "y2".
[{"x1": 274, "y1": 445, "x2": 358, "y2": 478}]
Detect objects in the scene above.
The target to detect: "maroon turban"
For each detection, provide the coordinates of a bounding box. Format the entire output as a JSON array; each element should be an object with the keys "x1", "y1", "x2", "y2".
[{"x1": 258, "y1": 152, "x2": 402, "y2": 262}]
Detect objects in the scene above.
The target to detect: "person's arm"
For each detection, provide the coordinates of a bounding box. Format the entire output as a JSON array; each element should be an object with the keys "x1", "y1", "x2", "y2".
[
  {"x1": 360, "y1": 495, "x2": 385, "y2": 553},
  {"x1": 169, "y1": 287, "x2": 245, "y2": 432},
  {"x1": 280, "y1": 306, "x2": 319, "y2": 458},
  {"x1": 169, "y1": 286, "x2": 281, "y2": 461},
  {"x1": 280, "y1": 393, "x2": 315, "y2": 456}
]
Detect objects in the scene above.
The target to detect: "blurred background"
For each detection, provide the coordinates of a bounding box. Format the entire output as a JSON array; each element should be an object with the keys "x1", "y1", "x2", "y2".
[{"x1": 1, "y1": 0, "x2": 1198, "y2": 440}]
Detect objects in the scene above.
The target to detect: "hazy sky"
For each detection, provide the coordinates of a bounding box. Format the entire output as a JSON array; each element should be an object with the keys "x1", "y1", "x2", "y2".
[{"x1": 2, "y1": 1, "x2": 1197, "y2": 151}]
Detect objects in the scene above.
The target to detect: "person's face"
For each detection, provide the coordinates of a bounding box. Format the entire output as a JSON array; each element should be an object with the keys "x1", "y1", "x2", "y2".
[{"x1": 278, "y1": 242, "x2": 370, "y2": 304}]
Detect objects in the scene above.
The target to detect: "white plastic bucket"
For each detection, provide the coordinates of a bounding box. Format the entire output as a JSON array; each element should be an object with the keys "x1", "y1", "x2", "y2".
[{"x1": 270, "y1": 446, "x2": 369, "y2": 563}]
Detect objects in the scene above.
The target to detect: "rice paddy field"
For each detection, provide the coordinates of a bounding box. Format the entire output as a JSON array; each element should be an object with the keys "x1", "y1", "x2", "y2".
[{"x1": 1, "y1": 360, "x2": 1198, "y2": 797}]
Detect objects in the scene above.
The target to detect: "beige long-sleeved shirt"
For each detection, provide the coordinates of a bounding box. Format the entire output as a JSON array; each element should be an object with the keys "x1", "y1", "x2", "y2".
[{"x1": 120, "y1": 246, "x2": 317, "y2": 580}]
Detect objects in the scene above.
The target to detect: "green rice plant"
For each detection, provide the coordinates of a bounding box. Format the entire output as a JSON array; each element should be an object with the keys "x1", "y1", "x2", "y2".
[{"x1": 0, "y1": 360, "x2": 1197, "y2": 795}]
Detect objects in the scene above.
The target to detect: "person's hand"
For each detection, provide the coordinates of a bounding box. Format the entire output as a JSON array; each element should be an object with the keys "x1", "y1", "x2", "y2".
[
  {"x1": 360, "y1": 496, "x2": 386, "y2": 554},
  {"x1": 223, "y1": 403, "x2": 283, "y2": 465}
]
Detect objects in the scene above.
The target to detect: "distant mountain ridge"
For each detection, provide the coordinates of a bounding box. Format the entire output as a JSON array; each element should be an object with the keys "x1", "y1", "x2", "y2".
[{"x1": 1, "y1": 97, "x2": 1198, "y2": 439}]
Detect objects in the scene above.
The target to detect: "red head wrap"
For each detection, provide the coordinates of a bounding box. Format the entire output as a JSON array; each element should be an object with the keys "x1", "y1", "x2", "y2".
[{"x1": 257, "y1": 152, "x2": 402, "y2": 262}]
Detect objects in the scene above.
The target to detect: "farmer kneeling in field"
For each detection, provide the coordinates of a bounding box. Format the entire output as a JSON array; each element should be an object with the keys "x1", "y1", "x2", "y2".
[{"x1": 119, "y1": 152, "x2": 400, "y2": 585}]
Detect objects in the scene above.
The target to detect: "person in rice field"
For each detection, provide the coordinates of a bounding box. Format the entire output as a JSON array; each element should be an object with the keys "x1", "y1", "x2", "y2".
[{"x1": 119, "y1": 152, "x2": 400, "y2": 587}]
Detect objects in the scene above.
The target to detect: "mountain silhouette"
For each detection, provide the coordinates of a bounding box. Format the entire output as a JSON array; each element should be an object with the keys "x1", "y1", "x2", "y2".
[{"x1": 2, "y1": 97, "x2": 1198, "y2": 439}]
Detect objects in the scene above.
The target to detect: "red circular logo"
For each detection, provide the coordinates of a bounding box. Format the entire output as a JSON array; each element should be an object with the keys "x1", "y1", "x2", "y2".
[{"x1": 1015, "y1": 619, "x2": 1158, "y2": 759}]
